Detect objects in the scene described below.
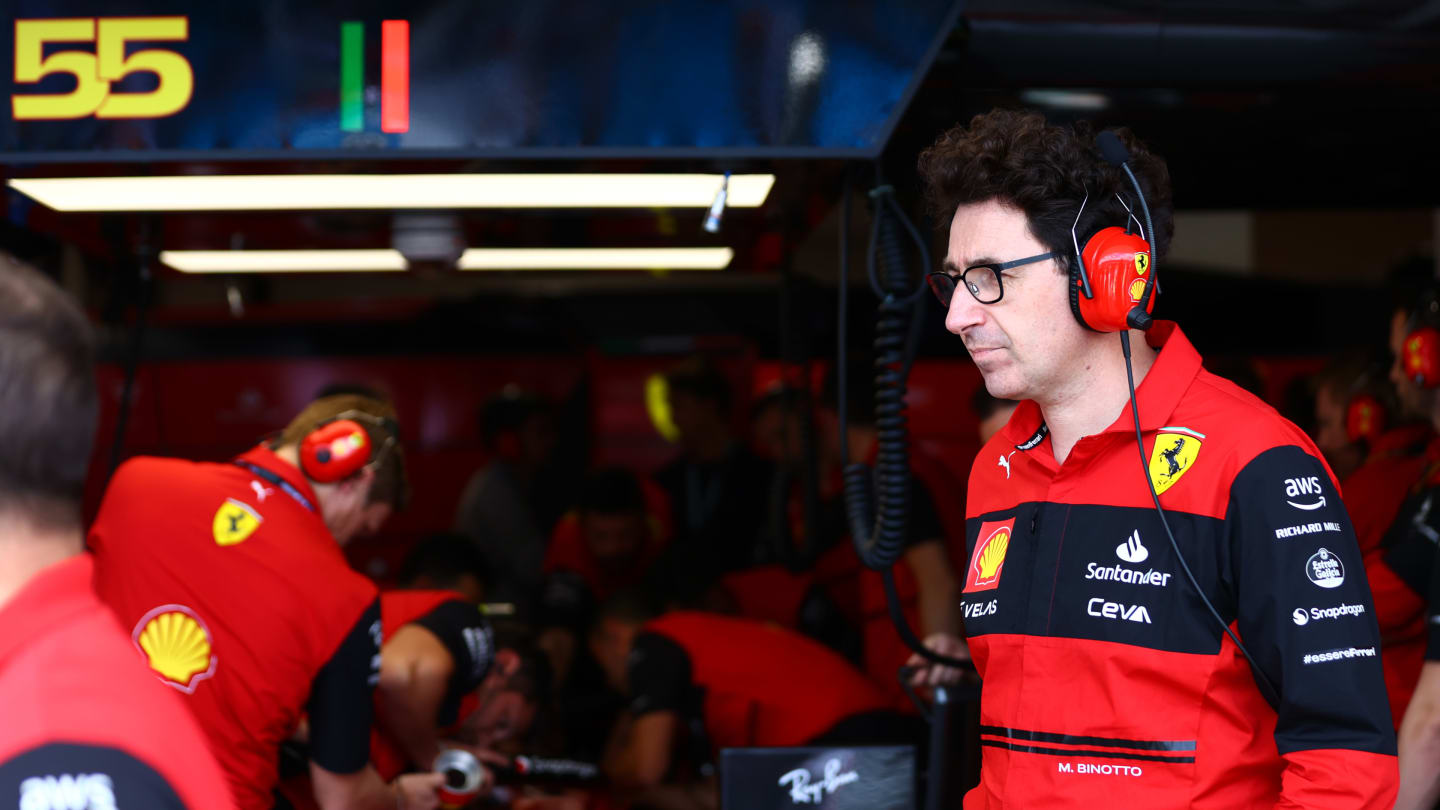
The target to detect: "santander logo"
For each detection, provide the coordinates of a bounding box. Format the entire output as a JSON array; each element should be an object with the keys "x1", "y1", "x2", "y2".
[{"x1": 1116, "y1": 531, "x2": 1148, "y2": 564}]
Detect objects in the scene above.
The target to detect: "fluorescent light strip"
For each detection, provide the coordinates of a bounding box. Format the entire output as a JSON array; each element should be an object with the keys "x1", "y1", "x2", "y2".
[
  {"x1": 8, "y1": 174, "x2": 774, "y2": 212},
  {"x1": 159, "y1": 250, "x2": 408, "y2": 273},
  {"x1": 458, "y1": 247, "x2": 734, "y2": 271}
]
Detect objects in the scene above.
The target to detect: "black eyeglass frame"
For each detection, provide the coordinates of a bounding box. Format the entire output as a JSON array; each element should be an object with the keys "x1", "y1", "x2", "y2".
[{"x1": 927, "y1": 250, "x2": 1058, "y2": 306}]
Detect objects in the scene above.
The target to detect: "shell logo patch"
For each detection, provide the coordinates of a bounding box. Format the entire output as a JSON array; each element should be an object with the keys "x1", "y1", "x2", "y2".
[
  {"x1": 1129, "y1": 278, "x2": 1147, "y2": 302},
  {"x1": 966, "y1": 518, "x2": 1015, "y2": 593},
  {"x1": 213, "y1": 497, "x2": 261, "y2": 546},
  {"x1": 132, "y1": 605, "x2": 216, "y2": 693},
  {"x1": 1148, "y1": 429, "x2": 1205, "y2": 496},
  {"x1": 1134, "y1": 253, "x2": 1149, "y2": 274}
]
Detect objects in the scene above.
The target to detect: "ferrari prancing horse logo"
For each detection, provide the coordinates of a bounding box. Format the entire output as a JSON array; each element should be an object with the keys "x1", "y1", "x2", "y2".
[
  {"x1": 1148, "y1": 430, "x2": 1204, "y2": 496},
  {"x1": 212, "y1": 498, "x2": 261, "y2": 546}
]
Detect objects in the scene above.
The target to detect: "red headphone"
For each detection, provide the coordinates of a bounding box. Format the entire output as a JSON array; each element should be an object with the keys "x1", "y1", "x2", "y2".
[
  {"x1": 1068, "y1": 194, "x2": 1156, "y2": 333},
  {"x1": 1345, "y1": 393, "x2": 1387, "y2": 444},
  {"x1": 1402, "y1": 291, "x2": 1440, "y2": 390},
  {"x1": 298, "y1": 410, "x2": 399, "y2": 483}
]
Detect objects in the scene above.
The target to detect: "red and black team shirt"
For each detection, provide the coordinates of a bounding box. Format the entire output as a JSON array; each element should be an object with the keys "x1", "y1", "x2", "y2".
[
  {"x1": 0, "y1": 555, "x2": 234, "y2": 810},
  {"x1": 89, "y1": 446, "x2": 381, "y2": 810},
  {"x1": 371, "y1": 590, "x2": 496, "y2": 781},
  {"x1": 1344, "y1": 424, "x2": 1434, "y2": 727},
  {"x1": 961, "y1": 322, "x2": 1397, "y2": 809},
  {"x1": 628, "y1": 612, "x2": 888, "y2": 752}
]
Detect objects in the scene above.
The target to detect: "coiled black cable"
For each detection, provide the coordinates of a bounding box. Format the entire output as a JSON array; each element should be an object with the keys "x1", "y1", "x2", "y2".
[{"x1": 839, "y1": 174, "x2": 970, "y2": 670}]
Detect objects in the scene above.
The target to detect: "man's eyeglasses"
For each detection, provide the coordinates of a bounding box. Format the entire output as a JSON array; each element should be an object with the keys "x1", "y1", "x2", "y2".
[{"x1": 927, "y1": 251, "x2": 1058, "y2": 307}]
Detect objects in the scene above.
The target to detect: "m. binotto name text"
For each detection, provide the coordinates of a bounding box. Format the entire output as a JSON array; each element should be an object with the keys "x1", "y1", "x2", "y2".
[{"x1": 1057, "y1": 762, "x2": 1143, "y2": 776}]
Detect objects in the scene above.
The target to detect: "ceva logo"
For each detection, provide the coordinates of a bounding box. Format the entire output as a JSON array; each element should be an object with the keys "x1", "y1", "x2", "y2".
[{"x1": 1087, "y1": 597, "x2": 1152, "y2": 624}]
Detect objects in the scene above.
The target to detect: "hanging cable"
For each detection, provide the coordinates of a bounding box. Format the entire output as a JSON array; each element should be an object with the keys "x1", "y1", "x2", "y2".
[{"x1": 839, "y1": 167, "x2": 969, "y2": 670}]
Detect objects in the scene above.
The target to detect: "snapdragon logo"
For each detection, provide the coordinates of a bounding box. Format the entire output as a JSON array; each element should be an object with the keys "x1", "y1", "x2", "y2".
[{"x1": 1292, "y1": 603, "x2": 1366, "y2": 626}]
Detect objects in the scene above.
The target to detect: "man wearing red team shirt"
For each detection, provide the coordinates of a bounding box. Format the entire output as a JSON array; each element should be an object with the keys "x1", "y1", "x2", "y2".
[
  {"x1": 90, "y1": 394, "x2": 442, "y2": 810},
  {"x1": 0, "y1": 254, "x2": 233, "y2": 809}
]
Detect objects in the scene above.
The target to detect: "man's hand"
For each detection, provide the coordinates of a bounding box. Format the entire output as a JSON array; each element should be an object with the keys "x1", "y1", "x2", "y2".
[
  {"x1": 395, "y1": 772, "x2": 445, "y2": 810},
  {"x1": 906, "y1": 632, "x2": 972, "y2": 688}
]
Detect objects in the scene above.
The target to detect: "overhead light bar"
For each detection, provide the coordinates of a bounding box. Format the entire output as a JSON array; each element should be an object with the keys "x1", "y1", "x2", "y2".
[
  {"x1": 7, "y1": 174, "x2": 776, "y2": 212},
  {"x1": 159, "y1": 249, "x2": 408, "y2": 273},
  {"x1": 458, "y1": 247, "x2": 734, "y2": 271}
]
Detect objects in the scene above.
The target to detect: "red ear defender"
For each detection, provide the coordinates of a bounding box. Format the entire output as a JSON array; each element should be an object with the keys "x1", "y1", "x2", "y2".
[
  {"x1": 300, "y1": 419, "x2": 372, "y2": 483},
  {"x1": 1345, "y1": 394, "x2": 1387, "y2": 443},
  {"x1": 1069, "y1": 227, "x2": 1155, "y2": 332},
  {"x1": 1404, "y1": 327, "x2": 1440, "y2": 389}
]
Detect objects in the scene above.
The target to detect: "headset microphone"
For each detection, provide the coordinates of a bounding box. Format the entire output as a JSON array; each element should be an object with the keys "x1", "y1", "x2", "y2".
[{"x1": 1095, "y1": 130, "x2": 1158, "y2": 332}]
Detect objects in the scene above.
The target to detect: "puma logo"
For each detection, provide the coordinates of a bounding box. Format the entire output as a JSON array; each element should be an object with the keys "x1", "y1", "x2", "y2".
[
  {"x1": 998, "y1": 452, "x2": 1015, "y2": 479},
  {"x1": 250, "y1": 480, "x2": 273, "y2": 503}
]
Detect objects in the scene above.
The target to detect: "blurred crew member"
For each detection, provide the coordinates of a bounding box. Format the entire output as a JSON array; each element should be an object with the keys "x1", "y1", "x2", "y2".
[
  {"x1": 653, "y1": 357, "x2": 774, "y2": 583},
  {"x1": 455, "y1": 388, "x2": 560, "y2": 614},
  {"x1": 91, "y1": 394, "x2": 442, "y2": 810},
  {"x1": 918, "y1": 110, "x2": 1394, "y2": 807},
  {"x1": 589, "y1": 595, "x2": 893, "y2": 798},
  {"x1": 1389, "y1": 288, "x2": 1440, "y2": 809},
  {"x1": 1328, "y1": 345, "x2": 1435, "y2": 730},
  {"x1": 373, "y1": 589, "x2": 549, "y2": 779},
  {"x1": 0, "y1": 254, "x2": 233, "y2": 809}
]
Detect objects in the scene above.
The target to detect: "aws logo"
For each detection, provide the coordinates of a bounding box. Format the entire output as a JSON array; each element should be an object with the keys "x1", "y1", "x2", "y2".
[
  {"x1": 966, "y1": 519, "x2": 1015, "y2": 593},
  {"x1": 1285, "y1": 476, "x2": 1327, "y2": 511},
  {"x1": 19, "y1": 773, "x2": 115, "y2": 810},
  {"x1": 132, "y1": 604, "x2": 216, "y2": 693}
]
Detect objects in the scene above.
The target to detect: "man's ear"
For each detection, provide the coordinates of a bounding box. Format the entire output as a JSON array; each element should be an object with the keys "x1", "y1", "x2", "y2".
[{"x1": 339, "y1": 464, "x2": 377, "y2": 495}]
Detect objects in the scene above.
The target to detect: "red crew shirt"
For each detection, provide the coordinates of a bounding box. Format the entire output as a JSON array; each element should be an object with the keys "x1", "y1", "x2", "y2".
[
  {"x1": 962, "y1": 322, "x2": 1395, "y2": 809},
  {"x1": 635, "y1": 612, "x2": 888, "y2": 750},
  {"x1": 0, "y1": 554, "x2": 234, "y2": 810},
  {"x1": 1343, "y1": 423, "x2": 1434, "y2": 727},
  {"x1": 90, "y1": 446, "x2": 379, "y2": 810}
]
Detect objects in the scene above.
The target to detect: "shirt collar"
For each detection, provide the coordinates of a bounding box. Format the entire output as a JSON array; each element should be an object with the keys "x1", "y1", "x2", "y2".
[
  {"x1": 0, "y1": 554, "x2": 95, "y2": 667},
  {"x1": 235, "y1": 444, "x2": 322, "y2": 513},
  {"x1": 1000, "y1": 321, "x2": 1203, "y2": 448}
]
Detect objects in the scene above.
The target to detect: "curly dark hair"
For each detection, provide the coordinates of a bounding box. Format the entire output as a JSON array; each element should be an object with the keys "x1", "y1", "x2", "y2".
[{"x1": 917, "y1": 109, "x2": 1174, "y2": 272}]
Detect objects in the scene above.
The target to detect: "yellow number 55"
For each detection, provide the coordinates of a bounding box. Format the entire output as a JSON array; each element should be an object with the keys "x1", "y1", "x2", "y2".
[{"x1": 12, "y1": 17, "x2": 193, "y2": 120}]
